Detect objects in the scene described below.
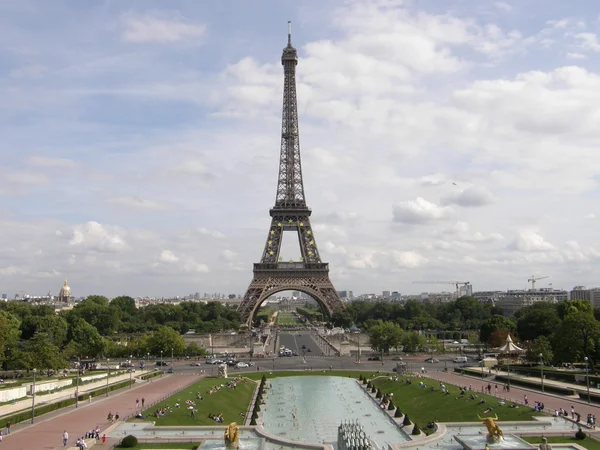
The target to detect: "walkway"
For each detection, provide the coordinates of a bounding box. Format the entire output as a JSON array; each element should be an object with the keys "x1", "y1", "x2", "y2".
[
  {"x1": 0, "y1": 371, "x2": 143, "y2": 418},
  {"x1": 1, "y1": 374, "x2": 201, "y2": 450},
  {"x1": 426, "y1": 371, "x2": 600, "y2": 423}
]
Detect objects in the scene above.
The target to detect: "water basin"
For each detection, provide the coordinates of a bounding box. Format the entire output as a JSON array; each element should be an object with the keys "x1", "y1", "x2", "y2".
[{"x1": 262, "y1": 376, "x2": 409, "y2": 448}]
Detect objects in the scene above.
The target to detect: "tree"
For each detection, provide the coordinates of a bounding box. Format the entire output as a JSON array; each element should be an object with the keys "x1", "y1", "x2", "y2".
[
  {"x1": 402, "y1": 332, "x2": 428, "y2": 353},
  {"x1": 0, "y1": 311, "x2": 21, "y2": 368},
  {"x1": 185, "y1": 342, "x2": 208, "y2": 357},
  {"x1": 21, "y1": 332, "x2": 66, "y2": 372},
  {"x1": 516, "y1": 304, "x2": 560, "y2": 342},
  {"x1": 479, "y1": 315, "x2": 515, "y2": 345},
  {"x1": 554, "y1": 311, "x2": 600, "y2": 365},
  {"x1": 147, "y1": 326, "x2": 185, "y2": 356},
  {"x1": 21, "y1": 315, "x2": 68, "y2": 347},
  {"x1": 67, "y1": 318, "x2": 106, "y2": 358},
  {"x1": 367, "y1": 321, "x2": 404, "y2": 355},
  {"x1": 527, "y1": 336, "x2": 553, "y2": 363}
]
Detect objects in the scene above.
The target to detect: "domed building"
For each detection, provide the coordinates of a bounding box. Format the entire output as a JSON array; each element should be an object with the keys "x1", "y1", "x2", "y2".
[{"x1": 57, "y1": 280, "x2": 73, "y2": 303}]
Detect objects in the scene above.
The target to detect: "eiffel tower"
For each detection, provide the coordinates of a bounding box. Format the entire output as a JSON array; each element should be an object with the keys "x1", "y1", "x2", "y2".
[{"x1": 238, "y1": 23, "x2": 345, "y2": 327}]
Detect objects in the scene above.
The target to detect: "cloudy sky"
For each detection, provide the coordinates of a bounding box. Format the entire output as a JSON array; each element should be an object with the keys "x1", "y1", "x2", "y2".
[{"x1": 2, "y1": 0, "x2": 600, "y2": 299}]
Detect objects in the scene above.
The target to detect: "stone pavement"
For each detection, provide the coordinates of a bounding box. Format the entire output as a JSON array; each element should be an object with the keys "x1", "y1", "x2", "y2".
[
  {"x1": 0, "y1": 371, "x2": 144, "y2": 418},
  {"x1": 425, "y1": 371, "x2": 600, "y2": 424},
  {"x1": 0, "y1": 374, "x2": 201, "y2": 450}
]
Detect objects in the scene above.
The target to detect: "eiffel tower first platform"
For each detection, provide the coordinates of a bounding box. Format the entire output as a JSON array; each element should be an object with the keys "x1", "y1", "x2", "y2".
[{"x1": 238, "y1": 23, "x2": 345, "y2": 327}]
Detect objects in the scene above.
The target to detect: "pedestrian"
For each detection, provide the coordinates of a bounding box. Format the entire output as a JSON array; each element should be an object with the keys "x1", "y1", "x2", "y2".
[
  {"x1": 89, "y1": 394, "x2": 92, "y2": 403},
  {"x1": 115, "y1": 412, "x2": 120, "y2": 421},
  {"x1": 102, "y1": 434, "x2": 107, "y2": 445},
  {"x1": 141, "y1": 397, "x2": 145, "y2": 407},
  {"x1": 63, "y1": 430, "x2": 69, "y2": 446},
  {"x1": 5, "y1": 420, "x2": 10, "y2": 434},
  {"x1": 136, "y1": 398, "x2": 140, "y2": 408},
  {"x1": 0, "y1": 430, "x2": 3, "y2": 443}
]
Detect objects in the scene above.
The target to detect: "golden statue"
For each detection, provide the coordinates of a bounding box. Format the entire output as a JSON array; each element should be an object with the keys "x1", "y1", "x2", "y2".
[
  {"x1": 478, "y1": 414, "x2": 504, "y2": 443},
  {"x1": 224, "y1": 422, "x2": 240, "y2": 448}
]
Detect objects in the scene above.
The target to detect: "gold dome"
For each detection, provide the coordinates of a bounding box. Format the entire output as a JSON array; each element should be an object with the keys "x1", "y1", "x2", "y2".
[{"x1": 59, "y1": 280, "x2": 71, "y2": 297}]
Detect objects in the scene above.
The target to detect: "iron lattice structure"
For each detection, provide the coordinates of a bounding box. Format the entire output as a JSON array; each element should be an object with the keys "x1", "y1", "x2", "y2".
[{"x1": 238, "y1": 24, "x2": 344, "y2": 326}]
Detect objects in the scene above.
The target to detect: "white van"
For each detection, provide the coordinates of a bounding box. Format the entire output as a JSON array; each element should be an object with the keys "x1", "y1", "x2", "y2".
[{"x1": 453, "y1": 356, "x2": 468, "y2": 363}]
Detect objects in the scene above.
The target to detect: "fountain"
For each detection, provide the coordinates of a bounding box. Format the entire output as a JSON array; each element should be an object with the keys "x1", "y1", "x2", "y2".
[
  {"x1": 338, "y1": 420, "x2": 375, "y2": 450},
  {"x1": 218, "y1": 364, "x2": 228, "y2": 379},
  {"x1": 454, "y1": 415, "x2": 535, "y2": 450},
  {"x1": 224, "y1": 422, "x2": 240, "y2": 449}
]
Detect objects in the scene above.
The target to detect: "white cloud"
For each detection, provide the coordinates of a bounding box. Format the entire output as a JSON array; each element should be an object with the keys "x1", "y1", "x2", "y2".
[
  {"x1": 441, "y1": 186, "x2": 494, "y2": 207},
  {"x1": 392, "y1": 198, "x2": 453, "y2": 224},
  {"x1": 122, "y1": 12, "x2": 206, "y2": 44},
  {"x1": 69, "y1": 222, "x2": 127, "y2": 253},
  {"x1": 159, "y1": 250, "x2": 178, "y2": 263},
  {"x1": 2, "y1": 170, "x2": 49, "y2": 185},
  {"x1": 508, "y1": 230, "x2": 555, "y2": 252},
  {"x1": 574, "y1": 33, "x2": 600, "y2": 52}
]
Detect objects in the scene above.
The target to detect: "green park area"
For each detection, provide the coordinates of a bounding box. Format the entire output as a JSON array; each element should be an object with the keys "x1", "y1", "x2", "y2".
[
  {"x1": 275, "y1": 312, "x2": 303, "y2": 326},
  {"x1": 368, "y1": 375, "x2": 534, "y2": 428},
  {"x1": 134, "y1": 376, "x2": 256, "y2": 426},
  {"x1": 524, "y1": 436, "x2": 600, "y2": 450}
]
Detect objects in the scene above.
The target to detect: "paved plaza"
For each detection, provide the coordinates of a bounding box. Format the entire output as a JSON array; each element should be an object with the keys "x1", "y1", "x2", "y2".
[{"x1": 1, "y1": 374, "x2": 200, "y2": 450}]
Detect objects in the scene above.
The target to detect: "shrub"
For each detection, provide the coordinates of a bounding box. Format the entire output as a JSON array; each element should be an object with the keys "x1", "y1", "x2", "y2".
[
  {"x1": 120, "y1": 435, "x2": 138, "y2": 448},
  {"x1": 371, "y1": 386, "x2": 377, "y2": 393},
  {"x1": 359, "y1": 374, "x2": 364, "y2": 381},
  {"x1": 376, "y1": 390, "x2": 382, "y2": 399},
  {"x1": 403, "y1": 415, "x2": 412, "y2": 426},
  {"x1": 575, "y1": 429, "x2": 587, "y2": 440},
  {"x1": 250, "y1": 417, "x2": 257, "y2": 425},
  {"x1": 412, "y1": 423, "x2": 421, "y2": 435},
  {"x1": 366, "y1": 382, "x2": 371, "y2": 389},
  {"x1": 395, "y1": 408, "x2": 403, "y2": 418},
  {"x1": 388, "y1": 400, "x2": 395, "y2": 411}
]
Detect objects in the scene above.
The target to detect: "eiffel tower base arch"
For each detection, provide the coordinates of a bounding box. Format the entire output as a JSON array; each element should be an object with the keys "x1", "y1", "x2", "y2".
[{"x1": 238, "y1": 265, "x2": 344, "y2": 327}]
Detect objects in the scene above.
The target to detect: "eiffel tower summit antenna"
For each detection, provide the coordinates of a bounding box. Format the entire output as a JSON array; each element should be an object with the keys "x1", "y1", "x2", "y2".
[{"x1": 238, "y1": 23, "x2": 345, "y2": 327}]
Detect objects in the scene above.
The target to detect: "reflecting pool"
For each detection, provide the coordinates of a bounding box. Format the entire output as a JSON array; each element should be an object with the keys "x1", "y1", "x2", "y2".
[{"x1": 262, "y1": 376, "x2": 409, "y2": 448}]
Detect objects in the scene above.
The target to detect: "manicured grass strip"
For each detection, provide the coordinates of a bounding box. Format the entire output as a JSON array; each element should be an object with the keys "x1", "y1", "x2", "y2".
[
  {"x1": 275, "y1": 312, "x2": 303, "y2": 325},
  {"x1": 136, "y1": 377, "x2": 255, "y2": 426},
  {"x1": 523, "y1": 436, "x2": 600, "y2": 450},
  {"x1": 371, "y1": 377, "x2": 535, "y2": 431}
]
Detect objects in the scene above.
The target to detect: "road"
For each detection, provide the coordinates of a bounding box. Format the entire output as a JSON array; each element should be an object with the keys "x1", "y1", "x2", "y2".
[{"x1": 278, "y1": 331, "x2": 324, "y2": 357}]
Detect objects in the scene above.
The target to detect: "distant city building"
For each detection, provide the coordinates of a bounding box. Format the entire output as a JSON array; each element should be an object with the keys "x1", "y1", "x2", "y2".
[
  {"x1": 337, "y1": 290, "x2": 353, "y2": 299},
  {"x1": 570, "y1": 286, "x2": 600, "y2": 308},
  {"x1": 57, "y1": 280, "x2": 73, "y2": 303},
  {"x1": 382, "y1": 290, "x2": 391, "y2": 298},
  {"x1": 474, "y1": 288, "x2": 568, "y2": 316},
  {"x1": 459, "y1": 283, "x2": 473, "y2": 297}
]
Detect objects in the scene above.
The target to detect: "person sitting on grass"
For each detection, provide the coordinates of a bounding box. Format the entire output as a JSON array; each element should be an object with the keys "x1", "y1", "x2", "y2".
[
  {"x1": 509, "y1": 403, "x2": 519, "y2": 408},
  {"x1": 479, "y1": 399, "x2": 486, "y2": 405},
  {"x1": 483, "y1": 407, "x2": 494, "y2": 414}
]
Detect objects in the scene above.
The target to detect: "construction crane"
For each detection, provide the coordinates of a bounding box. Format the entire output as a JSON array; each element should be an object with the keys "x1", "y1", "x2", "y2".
[
  {"x1": 412, "y1": 281, "x2": 471, "y2": 299},
  {"x1": 527, "y1": 275, "x2": 548, "y2": 290}
]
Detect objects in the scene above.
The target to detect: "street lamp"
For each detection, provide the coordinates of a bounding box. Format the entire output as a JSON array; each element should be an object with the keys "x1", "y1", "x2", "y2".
[
  {"x1": 146, "y1": 352, "x2": 149, "y2": 371},
  {"x1": 585, "y1": 357, "x2": 591, "y2": 403},
  {"x1": 129, "y1": 355, "x2": 133, "y2": 389},
  {"x1": 31, "y1": 368, "x2": 37, "y2": 423},
  {"x1": 539, "y1": 353, "x2": 544, "y2": 394},
  {"x1": 171, "y1": 347, "x2": 174, "y2": 371},
  {"x1": 160, "y1": 350, "x2": 163, "y2": 375},
  {"x1": 507, "y1": 358, "x2": 511, "y2": 391},
  {"x1": 106, "y1": 358, "x2": 110, "y2": 397}
]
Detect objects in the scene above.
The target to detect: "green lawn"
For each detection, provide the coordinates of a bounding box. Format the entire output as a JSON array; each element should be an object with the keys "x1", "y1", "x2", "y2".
[
  {"x1": 524, "y1": 436, "x2": 600, "y2": 450},
  {"x1": 135, "y1": 377, "x2": 256, "y2": 426},
  {"x1": 371, "y1": 376, "x2": 535, "y2": 429},
  {"x1": 275, "y1": 312, "x2": 302, "y2": 325}
]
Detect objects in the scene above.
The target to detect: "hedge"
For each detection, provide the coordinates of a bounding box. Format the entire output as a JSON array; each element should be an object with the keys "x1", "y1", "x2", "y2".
[
  {"x1": 0, "y1": 379, "x2": 133, "y2": 428},
  {"x1": 140, "y1": 371, "x2": 162, "y2": 381}
]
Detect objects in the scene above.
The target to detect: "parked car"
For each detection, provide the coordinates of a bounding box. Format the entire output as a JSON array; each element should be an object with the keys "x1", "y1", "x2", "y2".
[
  {"x1": 155, "y1": 361, "x2": 168, "y2": 366},
  {"x1": 236, "y1": 362, "x2": 249, "y2": 368},
  {"x1": 424, "y1": 358, "x2": 440, "y2": 363},
  {"x1": 368, "y1": 356, "x2": 381, "y2": 361}
]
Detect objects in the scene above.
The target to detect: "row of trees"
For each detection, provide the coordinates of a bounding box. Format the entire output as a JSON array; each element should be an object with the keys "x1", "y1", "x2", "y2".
[
  {"x1": 359, "y1": 296, "x2": 600, "y2": 368},
  {"x1": 0, "y1": 295, "x2": 235, "y2": 371}
]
